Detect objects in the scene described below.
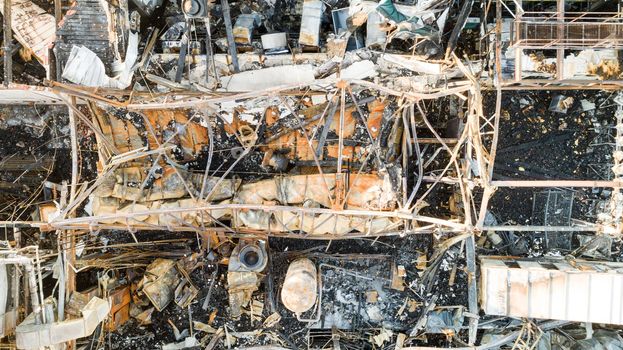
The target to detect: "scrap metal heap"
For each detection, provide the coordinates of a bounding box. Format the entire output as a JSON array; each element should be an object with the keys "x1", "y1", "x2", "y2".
[{"x1": 1, "y1": 0, "x2": 623, "y2": 349}]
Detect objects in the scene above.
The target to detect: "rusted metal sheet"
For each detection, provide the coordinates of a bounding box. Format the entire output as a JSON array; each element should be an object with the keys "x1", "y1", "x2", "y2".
[
  {"x1": 140, "y1": 259, "x2": 199, "y2": 312},
  {"x1": 106, "y1": 286, "x2": 131, "y2": 331},
  {"x1": 91, "y1": 105, "x2": 209, "y2": 161},
  {"x1": 367, "y1": 100, "x2": 384, "y2": 138}
]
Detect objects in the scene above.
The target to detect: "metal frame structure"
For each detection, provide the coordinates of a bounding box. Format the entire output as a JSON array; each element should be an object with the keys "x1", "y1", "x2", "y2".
[
  {"x1": 0, "y1": 0, "x2": 622, "y2": 346},
  {"x1": 468, "y1": 0, "x2": 623, "y2": 239},
  {"x1": 0, "y1": 76, "x2": 483, "y2": 238},
  {"x1": 495, "y1": 0, "x2": 623, "y2": 88}
]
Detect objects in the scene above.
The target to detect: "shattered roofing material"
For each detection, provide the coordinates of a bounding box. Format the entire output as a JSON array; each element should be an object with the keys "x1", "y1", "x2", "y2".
[{"x1": 0, "y1": 0, "x2": 55, "y2": 67}]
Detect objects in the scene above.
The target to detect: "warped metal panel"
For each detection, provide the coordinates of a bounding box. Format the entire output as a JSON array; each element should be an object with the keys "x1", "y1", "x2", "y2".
[{"x1": 481, "y1": 257, "x2": 623, "y2": 325}]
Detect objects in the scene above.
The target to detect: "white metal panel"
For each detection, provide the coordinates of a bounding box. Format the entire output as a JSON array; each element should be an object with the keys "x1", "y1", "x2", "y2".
[
  {"x1": 0, "y1": 87, "x2": 62, "y2": 104},
  {"x1": 612, "y1": 274, "x2": 623, "y2": 324},
  {"x1": 528, "y1": 269, "x2": 551, "y2": 319},
  {"x1": 482, "y1": 266, "x2": 508, "y2": 316},
  {"x1": 589, "y1": 273, "x2": 614, "y2": 324},
  {"x1": 566, "y1": 272, "x2": 590, "y2": 321},
  {"x1": 481, "y1": 257, "x2": 623, "y2": 325},
  {"x1": 508, "y1": 267, "x2": 529, "y2": 316},
  {"x1": 549, "y1": 270, "x2": 567, "y2": 320}
]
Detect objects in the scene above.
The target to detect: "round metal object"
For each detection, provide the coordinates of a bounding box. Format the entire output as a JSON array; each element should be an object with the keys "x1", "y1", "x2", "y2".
[
  {"x1": 281, "y1": 258, "x2": 317, "y2": 314},
  {"x1": 230, "y1": 147, "x2": 244, "y2": 159},
  {"x1": 239, "y1": 244, "x2": 264, "y2": 270}
]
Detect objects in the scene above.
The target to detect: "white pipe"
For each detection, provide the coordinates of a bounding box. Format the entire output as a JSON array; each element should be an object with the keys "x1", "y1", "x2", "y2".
[{"x1": 0, "y1": 254, "x2": 43, "y2": 325}]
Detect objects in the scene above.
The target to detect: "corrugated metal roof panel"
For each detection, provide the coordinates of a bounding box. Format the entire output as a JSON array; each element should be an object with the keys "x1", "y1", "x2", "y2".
[{"x1": 481, "y1": 257, "x2": 623, "y2": 325}]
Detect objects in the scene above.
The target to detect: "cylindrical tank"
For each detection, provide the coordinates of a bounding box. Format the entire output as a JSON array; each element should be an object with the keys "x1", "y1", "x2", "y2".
[
  {"x1": 281, "y1": 258, "x2": 317, "y2": 314},
  {"x1": 261, "y1": 33, "x2": 287, "y2": 51}
]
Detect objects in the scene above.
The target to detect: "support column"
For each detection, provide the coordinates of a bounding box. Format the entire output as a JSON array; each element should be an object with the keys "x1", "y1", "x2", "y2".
[
  {"x1": 556, "y1": 0, "x2": 564, "y2": 80},
  {"x1": 54, "y1": 0, "x2": 61, "y2": 24},
  {"x1": 514, "y1": 0, "x2": 523, "y2": 81},
  {"x1": 3, "y1": 0, "x2": 12, "y2": 86},
  {"x1": 466, "y1": 234, "x2": 478, "y2": 345},
  {"x1": 220, "y1": 0, "x2": 239, "y2": 73}
]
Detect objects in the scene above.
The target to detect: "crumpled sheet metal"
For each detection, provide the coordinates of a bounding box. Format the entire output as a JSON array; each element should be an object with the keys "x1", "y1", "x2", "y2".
[
  {"x1": 91, "y1": 104, "x2": 209, "y2": 161},
  {"x1": 347, "y1": 0, "x2": 439, "y2": 44},
  {"x1": 94, "y1": 167, "x2": 240, "y2": 202},
  {"x1": 227, "y1": 271, "x2": 259, "y2": 319},
  {"x1": 62, "y1": 32, "x2": 139, "y2": 89},
  {"x1": 236, "y1": 210, "x2": 400, "y2": 235},
  {"x1": 235, "y1": 173, "x2": 398, "y2": 210},
  {"x1": 91, "y1": 173, "x2": 401, "y2": 235},
  {"x1": 91, "y1": 198, "x2": 400, "y2": 235},
  {"x1": 0, "y1": 0, "x2": 55, "y2": 68},
  {"x1": 140, "y1": 259, "x2": 199, "y2": 312},
  {"x1": 233, "y1": 12, "x2": 261, "y2": 44},
  {"x1": 299, "y1": 0, "x2": 325, "y2": 47},
  {"x1": 91, "y1": 197, "x2": 231, "y2": 226},
  {"x1": 141, "y1": 258, "x2": 179, "y2": 311}
]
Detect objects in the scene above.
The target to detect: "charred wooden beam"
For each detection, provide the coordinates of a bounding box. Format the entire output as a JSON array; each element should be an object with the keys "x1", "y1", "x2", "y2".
[{"x1": 444, "y1": 0, "x2": 474, "y2": 60}]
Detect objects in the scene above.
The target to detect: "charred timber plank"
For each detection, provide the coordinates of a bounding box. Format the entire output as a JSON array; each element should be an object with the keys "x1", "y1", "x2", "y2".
[
  {"x1": 68, "y1": 11, "x2": 109, "y2": 16},
  {"x1": 59, "y1": 22, "x2": 109, "y2": 28},
  {"x1": 445, "y1": 0, "x2": 474, "y2": 60},
  {"x1": 57, "y1": 30, "x2": 109, "y2": 36},
  {"x1": 0, "y1": 156, "x2": 53, "y2": 171},
  {"x1": 57, "y1": 31, "x2": 109, "y2": 37},
  {"x1": 56, "y1": 37, "x2": 110, "y2": 43}
]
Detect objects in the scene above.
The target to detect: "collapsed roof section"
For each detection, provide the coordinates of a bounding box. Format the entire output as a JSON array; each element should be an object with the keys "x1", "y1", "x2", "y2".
[
  {"x1": 2, "y1": 0, "x2": 623, "y2": 349},
  {"x1": 42, "y1": 73, "x2": 486, "y2": 238}
]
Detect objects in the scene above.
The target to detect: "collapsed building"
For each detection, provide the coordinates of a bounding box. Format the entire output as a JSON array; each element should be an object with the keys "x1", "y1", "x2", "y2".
[{"x1": 1, "y1": 0, "x2": 623, "y2": 348}]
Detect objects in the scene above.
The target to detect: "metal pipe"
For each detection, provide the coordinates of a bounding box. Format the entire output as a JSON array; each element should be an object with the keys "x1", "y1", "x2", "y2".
[
  {"x1": 0, "y1": 255, "x2": 43, "y2": 325},
  {"x1": 491, "y1": 180, "x2": 623, "y2": 188},
  {"x1": 482, "y1": 225, "x2": 598, "y2": 232}
]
